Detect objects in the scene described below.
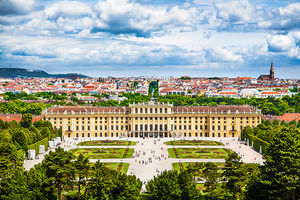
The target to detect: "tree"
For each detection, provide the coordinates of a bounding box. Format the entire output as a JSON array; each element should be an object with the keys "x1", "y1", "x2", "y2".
[
  {"x1": 12, "y1": 129, "x2": 28, "y2": 150},
  {"x1": 74, "y1": 154, "x2": 89, "y2": 197},
  {"x1": 0, "y1": 169, "x2": 31, "y2": 200},
  {"x1": 222, "y1": 152, "x2": 244, "y2": 200},
  {"x1": 20, "y1": 113, "x2": 32, "y2": 128},
  {"x1": 202, "y1": 162, "x2": 219, "y2": 193},
  {"x1": 42, "y1": 147, "x2": 74, "y2": 200},
  {"x1": 256, "y1": 127, "x2": 300, "y2": 200},
  {"x1": 178, "y1": 170, "x2": 201, "y2": 199},
  {"x1": 146, "y1": 170, "x2": 182, "y2": 200},
  {"x1": 0, "y1": 142, "x2": 24, "y2": 179}
]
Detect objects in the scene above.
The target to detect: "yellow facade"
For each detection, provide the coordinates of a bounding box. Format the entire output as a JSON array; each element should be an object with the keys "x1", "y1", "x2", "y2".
[{"x1": 43, "y1": 102, "x2": 261, "y2": 138}]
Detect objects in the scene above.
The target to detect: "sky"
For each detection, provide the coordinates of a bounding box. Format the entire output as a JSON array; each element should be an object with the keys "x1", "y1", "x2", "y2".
[{"x1": 0, "y1": 0, "x2": 299, "y2": 78}]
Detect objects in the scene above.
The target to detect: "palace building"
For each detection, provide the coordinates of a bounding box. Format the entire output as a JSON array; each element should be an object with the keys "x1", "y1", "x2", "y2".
[{"x1": 42, "y1": 102, "x2": 262, "y2": 139}]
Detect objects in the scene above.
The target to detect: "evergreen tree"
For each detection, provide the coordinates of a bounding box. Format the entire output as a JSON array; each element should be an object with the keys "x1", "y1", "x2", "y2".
[
  {"x1": 257, "y1": 127, "x2": 300, "y2": 200},
  {"x1": 42, "y1": 147, "x2": 74, "y2": 200},
  {"x1": 74, "y1": 154, "x2": 89, "y2": 198}
]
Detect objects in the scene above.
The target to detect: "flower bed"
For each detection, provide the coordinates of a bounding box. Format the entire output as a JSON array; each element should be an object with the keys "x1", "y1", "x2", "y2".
[
  {"x1": 70, "y1": 148, "x2": 134, "y2": 159},
  {"x1": 168, "y1": 148, "x2": 233, "y2": 159},
  {"x1": 77, "y1": 140, "x2": 136, "y2": 146},
  {"x1": 165, "y1": 140, "x2": 224, "y2": 146}
]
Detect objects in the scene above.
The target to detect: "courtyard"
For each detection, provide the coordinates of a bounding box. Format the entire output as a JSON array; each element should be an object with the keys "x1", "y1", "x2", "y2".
[{"x1": 25, "y1": 137, "x2": 265, "y2": 189}]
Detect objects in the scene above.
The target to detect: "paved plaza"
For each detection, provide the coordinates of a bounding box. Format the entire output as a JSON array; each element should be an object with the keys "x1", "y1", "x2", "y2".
[{"x1": 24, "y1": 137, "x2": 264, "y2": 189}]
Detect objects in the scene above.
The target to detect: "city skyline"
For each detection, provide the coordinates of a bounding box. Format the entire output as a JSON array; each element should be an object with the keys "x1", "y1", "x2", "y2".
[{"x1": 0, "y1": 0, "x2": 300, "y2": 78}]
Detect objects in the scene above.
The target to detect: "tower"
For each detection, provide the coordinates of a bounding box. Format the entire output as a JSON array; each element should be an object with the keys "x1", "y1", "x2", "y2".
[{"x1": 270, "y1": 61, "x2": 274, "y2": 80}]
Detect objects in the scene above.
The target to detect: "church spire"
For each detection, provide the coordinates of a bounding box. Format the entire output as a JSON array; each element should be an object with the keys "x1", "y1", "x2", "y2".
[{"x1": 270, "y1": 60, "x2": 274, "y2": 79}]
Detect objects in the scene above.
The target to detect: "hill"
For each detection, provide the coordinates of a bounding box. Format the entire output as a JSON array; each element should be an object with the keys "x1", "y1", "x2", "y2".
[{"x1": 0, "y1": 68, "x2": 89, "y2": 78}]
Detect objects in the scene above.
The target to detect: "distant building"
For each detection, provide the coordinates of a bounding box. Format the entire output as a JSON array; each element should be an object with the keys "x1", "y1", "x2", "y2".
[
  {"x1": 239, "y1": 89, "x2": 260, "y2": 98},
  {"x1": 263, "y1": 113, "x2": 300, "y2": 123},
  {"x1": 258, "y1": 61, "x2": 275, "y2": 80}
]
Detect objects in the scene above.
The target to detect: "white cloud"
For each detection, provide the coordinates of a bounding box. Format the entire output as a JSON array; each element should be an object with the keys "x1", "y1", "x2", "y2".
[
  {"x1": 206, "y1": 47, "x2": 243, "y2": 62},
  {"x1": 44, "y1": 1, "x2": 93, "y2": 19},
  {"x1": 266, "y1": 34, "x2": 295, "y2": 52},
  {"x1": 214, "y1": 0, "x2": 256, "y2": 31},
  {"x1": 215, "y1": 0, "x2": 253, "y2": 22},
  {"x1": 92, "y1": 0, "x2": 198, "y2": 36}
]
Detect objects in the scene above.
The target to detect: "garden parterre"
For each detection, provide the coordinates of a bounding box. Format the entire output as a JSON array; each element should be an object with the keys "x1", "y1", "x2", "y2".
[
  {"x1": 165, "y1": 140, "x2": 224, "y2": 146},
  {"x1": 172, "y1": 162, "x2": 225, "y2": 172},
  {"x1": 77, "y1": 140, "x2": 136, "y2": 146},
  {"x1": 69, "y1": 148, "x2": 134, "y2": 159},
  {"x1": 168, "y1": 148, "x2": 233, "y2": 159}
]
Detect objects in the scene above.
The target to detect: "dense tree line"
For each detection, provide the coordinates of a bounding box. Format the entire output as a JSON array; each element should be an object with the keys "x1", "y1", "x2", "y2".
[
  {"x1": 0, "y1": 116, "x2": 60, "y2": 179},
  {"x1": 156, "y1": 94, "x2": 300, "y2": 115},
  {"x1": 0, "y1": 148, "x2": 142, "y2": 200},
  {"x1": 1, "y1": 92, "x2": 299, "y2": 115},
  {"x1": 0, "y1": 100, "x2": 48, "y2": 115},
  {"x1": 242, "y1": 119, "x2": 300, "y2": 143}
]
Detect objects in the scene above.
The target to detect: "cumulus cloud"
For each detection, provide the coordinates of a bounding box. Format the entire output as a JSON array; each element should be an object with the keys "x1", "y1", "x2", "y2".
[
  {"x1": 0, "y1": 0, "x2": 35, "y2": 16},
  {"x1": 205, "y1": 47, "x2": 243, "y2": 62},
  {"x1": 44, "y1": 1, "x2": 93, "y2": 19},
  {"x1": 266, "y1": 33, "x2": 300, "y2": 60},
  {"x1": 277, "y1": 3, "x2": 300, "y2": 30},
  {"x1": 214, "y1": 0, "x2": 256, "y2": 31},
  {"x1": 266, "y1": 34, "x2": 295, "y2": 52},
  {"x1": 92, "y1": 0, "x2": 198, "y2": 37}
]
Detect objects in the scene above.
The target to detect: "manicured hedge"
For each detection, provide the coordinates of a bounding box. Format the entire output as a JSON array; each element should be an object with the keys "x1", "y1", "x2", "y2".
[
  {"x1": 28, "y1": 137, "x2": 49, "y2": 155},
  {"x1": 241, "y1": 133, "x2": 269, "y2": 154}
]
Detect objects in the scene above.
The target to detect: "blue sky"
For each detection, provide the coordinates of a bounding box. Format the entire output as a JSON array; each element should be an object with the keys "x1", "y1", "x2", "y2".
[{"x1": 0, "y1": 0, "x2": 299, "y2": 78}]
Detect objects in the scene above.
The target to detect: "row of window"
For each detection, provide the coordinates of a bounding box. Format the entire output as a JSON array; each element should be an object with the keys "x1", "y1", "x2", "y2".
[
  {"x1": 68, "y1": 132, "x2": 120, "y2": 138},
  {"x1": 134, "y1": 107, "x2": 169, "y2": 114},
  {"x1": 67, "y1": 132, "x2": 235, "y2": 138},
  {"x1": 182, "y1": 132, "x2": 235, "y2": 137},
  {"x1": 70, "y1": 125, "x2": 130, "y2": 131},
  {"x1": 68, "y1": 124, "x2": 249, "y2": 131}
]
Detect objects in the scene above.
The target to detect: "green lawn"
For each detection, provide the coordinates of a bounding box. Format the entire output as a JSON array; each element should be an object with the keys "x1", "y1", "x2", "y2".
[
  {"x1": 90, "y1": 162, "x2": 129, "y2": 174},
  {"x1": 168, "y1": 148, "x2": 233, "y2": 159},
  {"x1": 78, "y1": 140, "x2": 136, "y2": 146},
  {"x1": 70, "y1": 148, "x2": 134, "y2": 159},
  {"x1": 165, "y1": 140, "x2": 223, "y2": 146},
  {"x1": 172, "y1": 162, "x2": 225, "y2": 172}
]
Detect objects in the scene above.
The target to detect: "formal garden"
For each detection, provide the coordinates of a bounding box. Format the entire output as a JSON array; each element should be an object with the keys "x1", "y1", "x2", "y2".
[
  {"x1": 78, "y1": 140, "x2": 136, "y2": 146},
  {"x1": 172, "y1": 162, "x2": 225, "y2": 172},
  {"x1": 168, "y1": 148, "x2": 233, "y2": 159},
  {"x1": 165, "y1": 140, "x2": 224, "y2": 146},
  {"x1": 69, "y1": 148, "x2": 134, "y2": 159},
  {"x1": 92, "y1": 162, "x2": 129, "y2": 174}
]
